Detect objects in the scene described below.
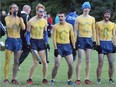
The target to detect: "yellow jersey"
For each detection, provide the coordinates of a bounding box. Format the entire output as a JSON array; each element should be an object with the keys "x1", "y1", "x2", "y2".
[
  {"x1": 5, "y1": 16, "x2": 24, "y2": 38},
  {"x1": 77, "y1": 15, "x2": 95, "y2": 38},
  {"x1": 96, "y1": 21, "x2": 116, "y2": 40},
  {"x1": 53, "y1": 22, "x2": 73, "y2": 44},
  {"x1": 27, "y1": 17, "x2": 47, "y2": 39}
]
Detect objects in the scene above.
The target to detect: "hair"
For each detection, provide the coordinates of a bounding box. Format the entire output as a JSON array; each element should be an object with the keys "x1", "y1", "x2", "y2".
[
  {"x1": 23, "y1": 5, "x2": 31, "y2": 11},
  {"x1": 36, "y1": 3, "x2": 45, "y2": 11},
  {"x1": 59, "y1": 11, "x2": 66, "y2": 16},
  {"x1": 9, "y1": 3, "x2": 18, "y2": 15},
  {"x1": 70, "y1": 6, "x2": 76, "y2": 12},
  {"x1": 103, "y1": 9, "x2": 111, "y2": 15}
]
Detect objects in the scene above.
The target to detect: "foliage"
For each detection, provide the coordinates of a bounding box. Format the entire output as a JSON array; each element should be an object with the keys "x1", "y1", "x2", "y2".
[{"x1": 0, "y1": 0, "x2": 116, "y2": 22}]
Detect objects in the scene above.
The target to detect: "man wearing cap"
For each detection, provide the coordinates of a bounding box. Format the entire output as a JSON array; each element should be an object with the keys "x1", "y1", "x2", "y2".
[
  {"x1": 74, "y1": 2, "x2": 96, "y2": 85},
  {"x1": 96, "y1": 9, "x2": 116, "y2": 84}
]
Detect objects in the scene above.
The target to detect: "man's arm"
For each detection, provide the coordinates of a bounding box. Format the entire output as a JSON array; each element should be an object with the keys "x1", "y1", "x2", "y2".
[
  {"x1": 112, "y1": 24, "x2": 116, "y2": 46},
  {"x1": 70, "y1": 25, "x2": 75, "y2": 49},
  {"x1": 20, "y1": 17, "x2": 25, "y2": 30},
  {"x1": 96, "y1": 23, "x2": 100, "y2": 45},
  {"x1": 92, "y1": 18, "x2": 96, "y2": 42},
  {"x1": 52, "y1": 26, "x2": 57, "y2": 49},
  {"x1": 74, "y1": 18, "x2": 78, "y2": 43},
  {"x1": 5, "y1": 17, "x2": 15, "y2": 29}
]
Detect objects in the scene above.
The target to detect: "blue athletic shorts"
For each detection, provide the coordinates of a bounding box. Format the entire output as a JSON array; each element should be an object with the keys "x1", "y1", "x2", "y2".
[
  {"x1": 100, "y1": 40, "x2": 115, "y2": 54},
  {"x1": 57, "y1": 43, "x2": 72, "y2": 57},
  {"x1": 76, "y1": 37, "x2": 93, "y2": 49},
  {"x1": 5, "y1": 37, "x2": 22, "y2": 52},
  {"x1": 30, "y1": 38, "x2": 45, "y2": 51}
]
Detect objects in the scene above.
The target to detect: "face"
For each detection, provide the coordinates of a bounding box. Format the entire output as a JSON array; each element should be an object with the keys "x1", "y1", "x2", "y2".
[
  {"x1": 27, "y1": 8, "x2": 31, "y2": 15},
  {"x1": 103, "y1": 12, "x2": 111, "y2": 21},
  {"x1": 10, "y1": 4, "x2": 18, "y2": 13},
  {"x1": 83, "y1": 8, "x2": 90, "y2": 14},
  {"x1": 58, "y1": 13, "x2": 65, "y2": 23},
  {"x1": 36, "y1": 8, "x2": 44, "y2": 18}
]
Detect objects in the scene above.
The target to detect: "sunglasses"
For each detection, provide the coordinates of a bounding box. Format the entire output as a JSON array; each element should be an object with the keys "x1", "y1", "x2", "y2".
[{"x1": 38, "y1": 10, "x2": 44, "y2": 13}]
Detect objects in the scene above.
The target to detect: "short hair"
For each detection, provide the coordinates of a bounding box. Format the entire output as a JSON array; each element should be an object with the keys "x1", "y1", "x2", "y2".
[
  {"x1": 36, "y1": 3, "x2": 45, "y2": 11},
  {"x1": 59, "y1": 11, "x2": 66, "y2": 16},
  {"x1": 103, "y1": 9, "x2": 111, "y2": 15},
  {"x1": 70, "y1": 6, "x2": 76, "y2": 12},
  {"x1": 9, "y1": 3, "x2": 18, "y2": 10},
  {"x1": 23, "y1": 5, "x2": 31, "y2": 11}
]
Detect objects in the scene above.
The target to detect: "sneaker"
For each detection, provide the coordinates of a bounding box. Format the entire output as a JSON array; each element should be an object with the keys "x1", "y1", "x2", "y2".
[
  {"x1": 50, "y1": 80, "x2": 55, "y2": 86},
  {"x1": 67, "y1": 80, "x2": 74, "y2": 85},
  {"x1": 75, "y1": 80, "x2": 81, "y2": 85},
  {"x1": 11, "y1": 79, "x2": 19, "y2": 84},
  {"x1": 109, "y1": 79, "x2": 114, "y2": 84},
  {"x1": 27, "y1": 79, "x2": 33, "y2": 85},
  {"x1": 18, "y1": 67, "x2": 21, "y2": 71},
  {"x1": 96, "y1": 79, "x2": 101, "y2": 84},
  {"x1": 3, "y1": 79, "x2": 10, "y2": 84},
  {"x1": 85, "y1": 79, "x2": 92, "y2": 84},
  {"x1": 42, "y1": 79, "x2": 48, "y2": 84}
]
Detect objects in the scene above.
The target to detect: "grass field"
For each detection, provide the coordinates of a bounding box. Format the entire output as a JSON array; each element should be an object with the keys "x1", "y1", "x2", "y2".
[{"x1": 0, "y1": 36, "x2": 116, "y2": 87}]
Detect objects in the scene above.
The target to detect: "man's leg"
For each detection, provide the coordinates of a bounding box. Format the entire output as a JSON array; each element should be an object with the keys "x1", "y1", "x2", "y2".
[
  {"x1": 96, "y1": 54, "x2": 104, "y2": 80},
  {"x1": 85, "y1": 49, "x2": 92, "y2": 80},
  {"x1": 4, "y1": 50, "x2": 12, "y2": 80},
  {"x1": 51, "y1": 55, "x2": 61, "y2": 80},
  {"x1": 38, "y1": 50, "x2": 48, "y2": 84},
  {"x1": 76, "y1": 49, "x2": 84, "y2": 80},
  {"x1": 65, "y1": 54, "x2": 73, "y2": 80},
  {"x1": 11, "y1": 50, "x2": 21, "y2": 84},
  {"x1": 107, "y1": 53, "x2": 114, "y2": 80}
]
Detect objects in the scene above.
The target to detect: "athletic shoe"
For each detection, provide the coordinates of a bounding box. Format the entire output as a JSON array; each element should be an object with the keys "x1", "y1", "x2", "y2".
[
  {"x1": 11, "y1": 79, "x2": 19, "y2": 84},
  {"x1": 42, "y1": 79, "x2": 48, "y2": 84},
  {"x1": 109, "y1": 79, "x2": 114, "y2": 84},
  {"x1": 75, "y1": 80, "x2": 81, "y2": 85},
  {"x1": 50, "y1": 80, "x2": 55, "y2": 86},
  {"x1": 27, "y1": 79, "x2": 33, "y2": 85},
  {"x1": 96, "y1": 79, "x2": 101, "y2": 84},
  {"x1": 85, "y1": 79, "x2": 92, "y2": 84},
  {"x1": 18, "y1": 67, "x2": 21, "y2": 71},
  {"x1": 3, "y1": 79, "x2": 10, "y2": 84},
  {"x1": 67, "y1": 80, "x2": 74, "y2": 85}
]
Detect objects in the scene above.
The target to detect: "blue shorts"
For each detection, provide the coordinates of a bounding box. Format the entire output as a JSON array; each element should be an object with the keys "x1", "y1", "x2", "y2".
[
  {"x1": 57, "y1": 43, "x2": 72, "y2": 57},
  {"x1": 31, "y1": 38, "x2": 45, "y2": 51},
  {"x1": 100, "y1": 41, "x2": 115, "y2": 54},
  {"x1": 5, "y1": 37, "x2": 22, "y2": 52},
  {"x1": 76, "y1": 37, "x2": 93, "y2": 49}
]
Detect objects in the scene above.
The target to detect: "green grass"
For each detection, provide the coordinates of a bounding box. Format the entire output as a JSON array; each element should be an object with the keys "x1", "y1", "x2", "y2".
[{"x1": 0, "y1": 36, "x2": 116, "y2": 87}]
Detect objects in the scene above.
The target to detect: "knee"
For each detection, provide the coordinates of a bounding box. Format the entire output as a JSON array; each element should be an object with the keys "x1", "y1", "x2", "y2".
[
  {"x1": 54, "y1": 63, "x2": 60, "y2": 69},
  {"x1": 98, "y1": 62, "x2": 103, "y2": 67}
]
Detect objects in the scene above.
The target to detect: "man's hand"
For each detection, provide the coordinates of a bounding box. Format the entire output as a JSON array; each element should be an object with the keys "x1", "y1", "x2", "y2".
[
  {"x1": 46, "y1": 44, "x2": 50, "y2": 51},
  {"x1": 54, "y1": 49, "x2": 59, "y2": 57},
  {"x1": 27, "y1": 44, "x2": 32, "y2": 49},
  {"x1": 96, "y1": 45, "x2": 102, "y2": 53},
  {"x1": 73, "y1": 48, "x2": 76, "y2": 57},
  {"x1": 93, "y1": 42, "x2": 97, "y2": 50},
  {"x1": 17, "y1": 11, "x2": 21, "y2": 17}
]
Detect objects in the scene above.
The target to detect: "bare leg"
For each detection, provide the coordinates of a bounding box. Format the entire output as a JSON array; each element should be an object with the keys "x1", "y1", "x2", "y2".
[
  {"x1": 65, "y1": 54, "x2": 73, "y2": 80},
  {"x1": 51, "y1": 55, "x2": 61, "y2": 80},
  {"x1": 76, "y1": 49, "x2": 84, "y2": 80},
  {"x1": 96, "y1": 54, "x2": 104, "y2": 80}
]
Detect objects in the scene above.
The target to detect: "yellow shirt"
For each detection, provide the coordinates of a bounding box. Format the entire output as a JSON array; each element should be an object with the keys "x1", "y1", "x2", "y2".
[
  {"x1": 27, "y1": 18, "x2": 47, "y2": 39},
  {"x1": 96, "y1": 21, "x2": 116, "y2": 40},
  {"x1": 53, "y1": 22, "x2": 73, "y2": 44},
  {"x1": 5, "y1": 16, "x2": 22, "y2": 38},
  {"x1": 77, "y1": 15, "x2": 95, "y2": 38}
]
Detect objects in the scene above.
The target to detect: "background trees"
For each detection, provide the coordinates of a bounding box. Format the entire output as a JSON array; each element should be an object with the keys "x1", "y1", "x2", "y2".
[{"x1": 0, "y1": 0, "x2": 116, "y2": 22}]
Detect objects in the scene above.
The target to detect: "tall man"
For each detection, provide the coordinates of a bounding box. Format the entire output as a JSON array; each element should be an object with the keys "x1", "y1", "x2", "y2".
[
  {"x1": 19, "y1": 5, "x2": 31, "y2": 68},
  {"x1": 74, "y1": 2, "x2": 96, "y2": 85},
  {"x1": 3, "y1": 3, "x2": 25, "y2": 84},
  {"x1": 96, "y1": 9, "x2": 116, "y2": 84},
  {"x1": 50, "y1": 11, "x2": 76, "y2": 85},
  {"x1": 25, "y1": 3, "x2": 50, "y2": 85}
]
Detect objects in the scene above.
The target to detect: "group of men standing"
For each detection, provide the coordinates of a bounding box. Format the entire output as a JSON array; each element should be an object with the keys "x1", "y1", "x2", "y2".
[{"x1": 1, "y1": 1, "x2": 116, "y2": 86}]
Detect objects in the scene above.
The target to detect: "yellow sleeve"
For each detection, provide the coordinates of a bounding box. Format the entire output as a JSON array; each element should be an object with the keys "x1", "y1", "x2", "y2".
[
  {"x1": 5, "y1": 16, "x2": 14, "y2": 29},
  {"x1": 52, "y1": 25, "x2": 57, "y2": 49},
  {"x1": 92, "y1": 17, "x2": 96, "y2": 42}
]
